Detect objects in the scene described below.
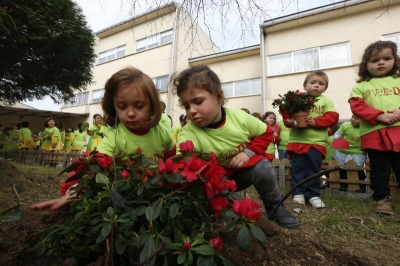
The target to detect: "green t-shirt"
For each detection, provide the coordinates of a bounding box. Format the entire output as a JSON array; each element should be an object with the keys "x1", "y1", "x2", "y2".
[
  {"x1": 63, "y1": 132, "x2": 75, "y2": 149},
  {"x1": 288, "y1": 95, "x2": 336, "y2": 146},
  {"x1": 349, "y1": 76, "x2": 400, "y2": 136},
  {"x1": 277, "y1": 120, "x2": 290, "y2": 150},
  {"x1": 160, "y1": 113, "x2": 172, "y2": 130},
  {"x1": 72, "y1": 130, "x2": 87, "y2": 149},
  {"x1": 335, "y1": 121, "x2": 363, "y2": 155},
  {"x1": 322, "y1": 136, "x2": 334, "y2": 163},
  {"x1": 41, "y1": 127, "x2": 60, "y2": 149},
  {"x1": 87, "y1": 124, "x2": 103, "y2": 151},
  {"x1": 177, "y1": 107, "x2": 266, "y2": 167},
  {"x1": 172, "y1": 124, "x2": 182, "y2": 142},
  {"x1": 97, "y1": 123, "x2": 175, "y2": 162}
]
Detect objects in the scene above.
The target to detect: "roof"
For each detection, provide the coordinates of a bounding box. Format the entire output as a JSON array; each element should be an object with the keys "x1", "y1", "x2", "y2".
[
  {"x1": 189, "y1": 45, "x2": 260, "y2": 65},
  {"x1": 0, "y1": 106, "x2": 89, "y2": 119}
]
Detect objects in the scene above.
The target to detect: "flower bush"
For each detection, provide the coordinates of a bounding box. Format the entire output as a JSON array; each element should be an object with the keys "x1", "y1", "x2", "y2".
[
  {"x1": 36, "y1": 140, "x2": 266, "y2": 265},
  {"x1": 272, "y1": 90, "x2": 319, "y2": 115}
]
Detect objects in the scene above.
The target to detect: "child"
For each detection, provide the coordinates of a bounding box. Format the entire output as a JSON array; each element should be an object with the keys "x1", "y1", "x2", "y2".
[
  {"x1": 172, "y1": 65, "x2": 299, "y2": 229},
  {"x1": 277, "y1": 114, "x2": 291, "y2": 160},
  {"x1": 333, "y1": 115, "x2": 367, "y2": 192},
  {"x1": 263, "y1": 111, "x2": 280, "y2": 160},
  {"x1": 63, "y1": 126, "x2": 75, "y2": 151},
  {"x1": 172, "y1": 114, "x2": 187, "y2": 142},
  {"x1": 17, "y1": 121, "x2": 36, "y2": 149},
  {"x1": 56, "y1": 121, "x2": 65, "y2": 150},
  {"x1": 349, "y1": 40, "x2": 400, "y2": 215},
  {"x1": 160, "y1": 101, "x2": 172, "y2": 130},
  {"x1": 86, "y1": 114, "x2": 104, "y2": 152},
  {"x1": 31, "y1": 66, "x2": 176, "y2": 211},
  {"x1": 71, "y1": 123, "x2": 86, "y2": 151},
  {"x1": 40, "y1": 118, "x2": 61, "y2": 151},
  {"x1": 282, "y1": 71, "x2": 339, "y2": 208}
]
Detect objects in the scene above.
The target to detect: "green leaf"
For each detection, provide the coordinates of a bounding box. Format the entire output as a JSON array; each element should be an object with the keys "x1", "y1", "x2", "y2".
[
  {"x1": 237, "y1": 226, "x2": 251, "y2": 250},
  {"x1": 140, "y1": 237, "x2": 156, "y2": 266},
  {"x1": 169, "y1": 203, "x2": 180, "y2": 218},
  {"x1": 166, "y1": 173, "x2": 181, "y2": 183},
  {"x1": 188, "y1": 250, "x2": 194, "y2": 265},
  {"x1": 111, "y1": 191, "x2": 125, "y2": 208},
  {"x1": 177, "y1": 252, "x2": 187, "y2": 264},
  {"x1": 35, "y1": 241, "x2": 46, "y2": 256},
  {"x1": 0, "y1": 204, "x2": 21, "y2": 222},
  {"x1": 64, "y1": 170, "x2": 86, "y2": 183},
  {"x1": 96, "y1": 233, "x2": 106, "y2": 244},
  {"x1": 125, "y1": 206, "x2": 137, "y2": 221},
  {"x1": 229, "y1": 191, "x2": 243, "y2": 200},
  {"x1": 58, "y1": 161, "x2": 82, "y2": 176},
  {"x1": 107, "y1": 206, "x2": 114, "y2": 217},
  {"x1": 197, "y1": 255, "x2": 217, "y2": 266},
  {"x1": 115, "y1": 238, "x2": 127, "y2": 255},
  {"x1": 249, "y1": 224, "x2": 267, "y2": 244},
  {"x1": 96, "y1": 173, "x2": 109, "y2": 185},
  {"x1": 145, "y1": 206, "x2": 154, "y2": 222},
  {"x1": 152, "y1": 200, "x2": 163, "y2": 220},
  {"x1": 219, "y1": 255, "x2": 235, "y2": 266},
  {"x1": 192, "y1": 245, "x2": 214, "y2": 256},
  {"x1": 101, "y1": 223, "x2": 112, "y2": 237}
]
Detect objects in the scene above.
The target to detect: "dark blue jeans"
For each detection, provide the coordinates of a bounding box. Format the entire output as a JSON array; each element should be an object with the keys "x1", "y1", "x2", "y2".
[
  {"x1": 367, "y1": 149, "x2": 400, "y2": 201},
  {"x1": 291, "y1": 147, "x2": 323, "y2": 200},
  {"x1": 230, "y1": 159, "x2": 282, "y2": 207}
]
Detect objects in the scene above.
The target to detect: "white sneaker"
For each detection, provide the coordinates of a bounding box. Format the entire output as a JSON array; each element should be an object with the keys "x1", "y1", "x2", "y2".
[
  {"x1": 293, "y1": 194, "x2": 305, "y2": 205},
  {"x1": 309, "y1": 197, "x2": 325, "y2": 208}
]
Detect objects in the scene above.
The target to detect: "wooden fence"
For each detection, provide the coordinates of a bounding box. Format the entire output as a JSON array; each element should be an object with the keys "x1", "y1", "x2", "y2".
[
  {"x1": 271, "y1": 158, "x2": 400, "y2": 201},
  {"x1": 1, "y1": 149, "x2": 82, "y2": 168}
]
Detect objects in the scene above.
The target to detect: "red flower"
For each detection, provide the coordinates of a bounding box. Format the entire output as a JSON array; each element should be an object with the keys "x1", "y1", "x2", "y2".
[
  {"x1": 210, "y1": 236, "x2": 223, "y2": 253},
  {"x1": 232, "y1": 198, "x2": 261, "y2": 222},
  {"x1": 121, "y1": 169, "x2": 130, "y2": 180},
  {"x1": 179, "y1": 140, "x2": 194, "y2": 152},
  {"x1": 223, "y1": 180, "x2": 237, "y2": 191},
  {"x1": 182, "y1": 242, "x2": 191, "y2": 251},
  {"x1": 95, "y1": 153, "x2": 113, "y2": 168},
  {"x1": 210, "y1": 196, "x2": 228, "y2": 218},
  {"x1": 181, "y1": 155, "x2": 207, "y2": 182},
  {"x1": 158, "y1": 159, "x2": 175, "y2": 174},
  {"x1": 202, "y1": 181, "x2": 215, "y2": 200},
  {"x1": 137, "y1": 147, "x2": 142, "y2": 153},
  {"x1": 309, "y1": 99, "x2": 314, "y2": 104}
]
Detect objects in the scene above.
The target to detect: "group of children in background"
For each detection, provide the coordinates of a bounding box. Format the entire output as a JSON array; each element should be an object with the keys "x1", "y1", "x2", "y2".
[{"x1": 28, "y1": 40, "x2": 400, "y2": 222}]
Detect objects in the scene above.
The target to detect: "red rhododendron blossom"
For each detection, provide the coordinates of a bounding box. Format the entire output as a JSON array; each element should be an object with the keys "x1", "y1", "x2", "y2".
[
  {"x1": 121, "y1": 169, "x2": 130, "y2": 180},
  {"x1": 142, "y1": 174, "x2": 148, "y2": 183},
  {"x1": 211, "y1": 236, "x2": 223, "y2": 253},
  {"x1": 210, "y1": 196, "x2": 228, "y2": 218},
  {"x1": 182, "y1": 242, "x2": 191, "y2": 251},
  {"x1": 179, "y1": 140, "x2": 194, "y2": 152},
  {"x1": 232, "y1": 198, "x2": 261, "y2": 222},
  {"x1": 223, "y1": 180, "x2": 237, "y2": 191},
  {"x1": 95, "y1": 153, "x2": 113, "y2": 168},
  {"x1": 158, "y1": 161, "x2": 167, "y2": 174},
  {"x1": 202, "y1": 181, "x2": 214, "y2": 200},
  {"x1": 181, "y1": 155, "x2": 207, "y2": 182}
]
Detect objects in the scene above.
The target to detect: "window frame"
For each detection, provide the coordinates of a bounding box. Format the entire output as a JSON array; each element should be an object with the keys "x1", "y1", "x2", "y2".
[
  {"x1": 268, "y1": 42, "x2": 351, "y2": 76},
  {"x1": 221, "y1": 78, "x2": 261, "y2": 98},
  {"x1": 382, "y1": 32, "x2": 400, "y2": 56},
  {"x1": 97, "y1": 44, "x2": 126, "y2": 64},
  {"x1": 152, "y1": 75, "x2": 169, "y2": 92},
  {"x1": 92, "y1": 89, "x2": 105, "y2": 104},
  {"x1": 136, "y1": 29, "x2": 173, "y2": 52}
]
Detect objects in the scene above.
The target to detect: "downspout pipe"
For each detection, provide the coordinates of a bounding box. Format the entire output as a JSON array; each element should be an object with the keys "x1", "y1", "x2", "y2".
[
  {"x1": 167, "y1": 5, "x2": 179, "y2": 116},
  {"x1": 260, "y1": 27, "x2": 266, "y2": 114}
]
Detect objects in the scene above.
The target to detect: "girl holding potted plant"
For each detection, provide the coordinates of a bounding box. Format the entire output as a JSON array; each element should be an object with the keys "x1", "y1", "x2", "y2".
[{"x1": 279, "y1": 71, "x2": 339, "y2": 208}]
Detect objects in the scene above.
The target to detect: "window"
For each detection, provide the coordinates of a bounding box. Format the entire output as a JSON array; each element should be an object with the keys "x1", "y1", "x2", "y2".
[
  {"x1": 136, "y1": 29, "x2": 173, "y2": 52},
  {"x1": 92, "y1": 89, "x2": 104, "y2": 103},
  {"x1": 97, "y1": 45, "x2": 126, "y2": 64},
  {"x1": 268, "y1": 42, "x2": 351, "y2": 76},
  {"x1": 382, "y1": 32, "x2": 400, "y2": 55},
  {"x1": 153, "y1": 75, "x2": 169, "y2": 92},
  {"x1": 222, "y1": 78, "x2": 261, "y2": 98},
  {"x1": 64, "y1": 92, "x2": 89, "y2": 107}
]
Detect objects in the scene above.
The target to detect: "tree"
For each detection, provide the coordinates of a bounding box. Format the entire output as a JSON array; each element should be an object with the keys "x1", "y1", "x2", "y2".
[{"x1": 0, "y1": 0, "x2": 96, "y2": 106}]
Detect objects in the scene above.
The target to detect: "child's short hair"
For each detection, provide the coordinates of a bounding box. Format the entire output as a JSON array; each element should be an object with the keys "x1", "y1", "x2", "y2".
[
  {"x1": 303, "y1": 71, "x2": 329, "y2": 90},
  {"x1": 21, "y1": 121, "x2": 29, "y2": 128},
  {"x1": 262, "y1": 111, "x2": 276, "y2": 123},
  {"x1": 172, "y1": 65, "x2": 226, "y2": 106},
  {"x1": 102, "y1": 67, "x2": 162, "y2": 128},
  {"x1": 67, "y1": 125, "x2": 74, "y2": 132},
  {"x1": 357, "y1": 40, "x2": 400, "y2": 82},
  {"x1": 44, "y1": 118, "x2": 55, "y2": 128}
]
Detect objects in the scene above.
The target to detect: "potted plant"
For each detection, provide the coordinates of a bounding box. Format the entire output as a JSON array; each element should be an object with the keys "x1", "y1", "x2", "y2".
[{"x1": 272, "y1": 90, "x2": 319, "y2": 128}]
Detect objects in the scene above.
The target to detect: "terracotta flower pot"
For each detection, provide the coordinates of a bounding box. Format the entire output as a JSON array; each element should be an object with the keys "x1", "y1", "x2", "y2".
[{"x1": 291, "y1": 112, "x2": 309, "y2": 129}]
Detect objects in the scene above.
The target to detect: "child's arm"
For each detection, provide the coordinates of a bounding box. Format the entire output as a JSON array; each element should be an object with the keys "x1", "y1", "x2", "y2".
[
  {"x1": 311, "y1": 111, "x2": 339, "y2": 128},
  {"x1": 349, "y1": 97, "x2": 384, "y2": 124}
]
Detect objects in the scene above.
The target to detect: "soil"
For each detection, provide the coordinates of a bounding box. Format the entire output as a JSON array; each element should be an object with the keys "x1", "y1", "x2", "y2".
[{"x1": 1, "y1": 162, "x2": 399, "y2": 266}]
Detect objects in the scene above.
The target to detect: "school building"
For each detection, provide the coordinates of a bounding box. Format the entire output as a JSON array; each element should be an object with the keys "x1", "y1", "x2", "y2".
[{"x1": 59, "y1": 0, "x2": 400, "y2": 126}]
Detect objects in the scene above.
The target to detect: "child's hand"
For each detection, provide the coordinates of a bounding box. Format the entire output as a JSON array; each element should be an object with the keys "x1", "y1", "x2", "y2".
[
  {"x1": 30, "y1": 193, "x2": 74, "y2": 211},
  {"x1": 376, "y1": 113, "x2": 398, "y2": 124},
  {"x1": 305, "y1": 116, "x2": 316, "y2": 127},
  {"x1": 228, "y1": 152, "x2": 250, "y2": 169},
  {"x1": 388, "y1": 109, "x2": 400, "y2": 122}
]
